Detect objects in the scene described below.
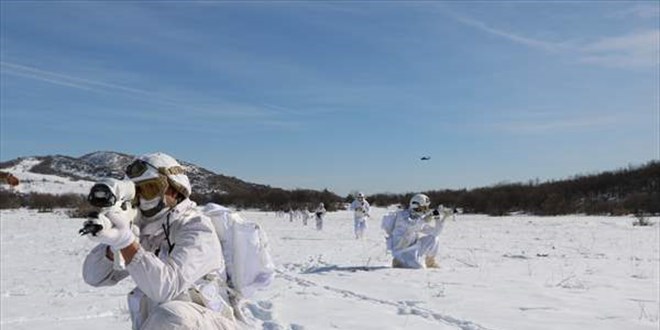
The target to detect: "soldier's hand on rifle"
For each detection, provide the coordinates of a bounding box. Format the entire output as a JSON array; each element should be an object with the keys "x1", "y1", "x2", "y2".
[{"x1": 84, "y1": 211, "x2": 136, "y2": 250}]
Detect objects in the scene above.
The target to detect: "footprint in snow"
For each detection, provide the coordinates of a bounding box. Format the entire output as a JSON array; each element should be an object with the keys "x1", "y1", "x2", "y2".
[{"x1": 246, "y1": 301, "x2": 274, "y2": 321}]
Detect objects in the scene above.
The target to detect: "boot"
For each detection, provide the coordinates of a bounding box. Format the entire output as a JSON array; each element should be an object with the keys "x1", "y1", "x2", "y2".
[
  {"x1": 392, "y1": 258, "x2": 404, "y2": 268},
  {"x1": 425, "y1": 256, "x2": 439, "y2": 268}
]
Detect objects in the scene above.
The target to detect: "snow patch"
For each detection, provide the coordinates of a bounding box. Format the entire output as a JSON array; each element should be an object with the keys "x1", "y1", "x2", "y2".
[{"x1": 0, "y1": 158, "x2": 94, "y2": 195}]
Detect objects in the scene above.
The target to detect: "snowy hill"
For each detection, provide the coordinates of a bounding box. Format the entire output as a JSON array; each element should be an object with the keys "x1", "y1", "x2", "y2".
[
  {"x1": 0, "y1": 151, "x2": 269, "y2": 196},
  {"x1": 0, "y1": 158, "x2": 94, "y2": 195}
]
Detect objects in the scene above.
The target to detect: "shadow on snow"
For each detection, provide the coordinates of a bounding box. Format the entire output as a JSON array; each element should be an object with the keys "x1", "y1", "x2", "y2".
[{"x1": 302, "y1": 265, "x2": 390, "y2": 274}]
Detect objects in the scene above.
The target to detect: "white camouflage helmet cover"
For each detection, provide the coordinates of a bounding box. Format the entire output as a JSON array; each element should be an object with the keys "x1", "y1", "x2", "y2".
[
  {"x1": 129, "y1": 152, "x2": 191, "y2": 198},
  {"x1": 409, "y1": 193, "x2": 431, "y2": 211}
]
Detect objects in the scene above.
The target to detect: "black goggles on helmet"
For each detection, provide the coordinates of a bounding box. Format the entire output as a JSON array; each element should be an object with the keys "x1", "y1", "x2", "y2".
[
  {"x1": 125, "y1": 159, "x2": 185, "y2": 179},
  {"x1": 125, "y1": 159, "x2": 159, "y2": 179},
  {"x1": 87, "y1": 183, "x2": 117, "y2": 208}
]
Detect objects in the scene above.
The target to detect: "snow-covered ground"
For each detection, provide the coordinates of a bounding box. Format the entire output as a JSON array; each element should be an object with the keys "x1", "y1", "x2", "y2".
[
  {"x1": 0, "y1": 159, "x2": 94, "y2": 195},
  {"x1": 1, "y1": 208, "x2": 658, "y2": 330}
]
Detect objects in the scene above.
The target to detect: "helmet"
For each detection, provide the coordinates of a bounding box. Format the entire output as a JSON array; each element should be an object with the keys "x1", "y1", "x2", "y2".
[
  {"x1": 125, "y1": 152, "x2": 191, "y2": 199},
  {"x1": 409, "y1": 193, "x2": 431, "y2": 215},
  {"x1": 356, "y1": 192, "x2": 365, "y2": 199}
]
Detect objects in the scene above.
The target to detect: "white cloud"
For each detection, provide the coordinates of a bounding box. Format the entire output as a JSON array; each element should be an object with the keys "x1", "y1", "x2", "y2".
[
  {"x1": 0, "y1": 61, "x2": 304, "y2": 129},
  {"x1": 0, "y1": 61, "x2": 166, "y2": 98},
  {"x1": 1, "y1": 68, "x2": 99, "y2": 93},
  {"x1": 447, "y1": 12, "x2": 659, "y2": 69},
  {"x1": 579, "y1": 30, "x2": 660, "y2": 68},
  {"x1": 450, "y1": 14, "x2": 570, "y2": 52},
  {"x1": 610, "y1": 4, "x2": 660, "y2": 19}
]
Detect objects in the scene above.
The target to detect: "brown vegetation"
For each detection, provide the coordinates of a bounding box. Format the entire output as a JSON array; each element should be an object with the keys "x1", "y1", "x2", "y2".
[
  {"x1": 368, "y1": 161, "x2": 659, "y2": 216},
  {"x1": 1, "y1": 161, "x2": 657, "y2": 216}
]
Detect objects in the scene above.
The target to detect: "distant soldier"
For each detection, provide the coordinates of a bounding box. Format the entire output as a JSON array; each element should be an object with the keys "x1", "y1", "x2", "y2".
[
  {"x1": 314, "y1": 202, "x2": 326, "y2": 231},
  {"x1": 302, "y1": 210, "x2": 310, "y2": 226},
  {"x1": 0, "y1": 171, "x2": 19, "y2": 187},
  {"x1": 349, "y1": 192, "x2": 370, "y2": 239}
]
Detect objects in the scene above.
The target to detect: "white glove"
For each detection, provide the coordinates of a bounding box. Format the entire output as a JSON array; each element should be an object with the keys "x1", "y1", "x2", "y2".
[{"x1": 84, "y1": 211, "x2": 136, "y2": 250}]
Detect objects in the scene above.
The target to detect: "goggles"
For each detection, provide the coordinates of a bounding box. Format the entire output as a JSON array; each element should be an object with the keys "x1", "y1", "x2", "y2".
[
  {"x1": 125, "y1": 159, "x2": 185, "y2": 179},
  {"x1": 135, "y1": 176, "x2": 169, "y2": 200},
  {"x1": 87, "y1": 183, "x2": 117, "y2": 208},
  {"x1": 411, "y1": 203, "x2": 430, "y2": 213}
]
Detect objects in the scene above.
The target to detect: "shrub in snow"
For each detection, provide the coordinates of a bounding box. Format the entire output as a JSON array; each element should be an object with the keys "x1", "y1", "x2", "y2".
[
  {"x1": 0, "y1": 190, "x2": 22, "y2": 209},
  {"x1": 632, "y1": 214, "x2": 652, "y2": 227}
]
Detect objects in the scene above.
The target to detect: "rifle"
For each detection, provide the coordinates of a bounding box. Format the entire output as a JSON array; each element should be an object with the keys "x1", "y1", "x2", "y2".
[{"x1": 79, "y1": 178, "x2": 138, "y2": 270}]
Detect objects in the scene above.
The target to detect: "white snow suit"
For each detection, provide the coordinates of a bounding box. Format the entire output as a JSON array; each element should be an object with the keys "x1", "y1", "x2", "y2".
[
  {"x1": 302, "y1": 211, "x2": 309, "y2": 226},
  {"x1": 314, "y1": 205, "x2": 326, "y2": 231},
  {"x1": 349, "y1": 199, "x2": 370, "y2": 239},
  {"x1": 389, "y1": 209, "x2": 445, "y2": 269},
  {"x1": 83, "y1": 199, "x2": 237, "y2": 330}
]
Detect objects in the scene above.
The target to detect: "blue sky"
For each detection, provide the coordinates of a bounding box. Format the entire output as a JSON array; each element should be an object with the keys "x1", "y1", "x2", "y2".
[{"x1": 1, "y1": 1, "x2": 658, "y2": 196}]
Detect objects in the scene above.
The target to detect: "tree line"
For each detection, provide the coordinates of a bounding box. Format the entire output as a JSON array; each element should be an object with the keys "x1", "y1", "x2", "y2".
[
  {"x1": 1, "y1": 161, "x2": 657, "y2": 216},
  {"x1": 191, "y1": 187, "x2": 343, "y2": 212},
  {"x1": 367, "y1": 161, "x2": 659, "y2": 216}
]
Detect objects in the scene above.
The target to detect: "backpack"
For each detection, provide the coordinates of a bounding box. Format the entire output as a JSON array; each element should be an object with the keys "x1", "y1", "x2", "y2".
[
  {"x1": 201, "y1": 203, "x2": 275, "y2": 299},
  {"x1": 380, "y1": 211, "x2": 398, "y2": 252}
]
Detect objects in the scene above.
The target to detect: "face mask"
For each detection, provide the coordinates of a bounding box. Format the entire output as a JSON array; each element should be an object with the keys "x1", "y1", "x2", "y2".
[
  {"x1": 139, "y1": 196, "x2": 162, "y2": 211},
  {"x1": 410, "y1": 207, "x2": 428, "y2": 219},
  {"x1": 138, "y1": 196, "x2": 168, "y2": 219}
]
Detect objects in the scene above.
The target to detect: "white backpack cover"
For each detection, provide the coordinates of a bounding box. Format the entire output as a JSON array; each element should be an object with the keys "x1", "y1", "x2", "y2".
[
  {"x1": 201, "y1": 203, "x2": 275, "y2": 298},
  {"x1": 381, "y1": 211, "x2": 398, "y2": 252}
]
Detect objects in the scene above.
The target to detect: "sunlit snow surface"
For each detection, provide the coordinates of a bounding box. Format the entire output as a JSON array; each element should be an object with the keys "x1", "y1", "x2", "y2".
[{"x1": 1, "y1": 208, "x2": 658, "y2": 330}]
